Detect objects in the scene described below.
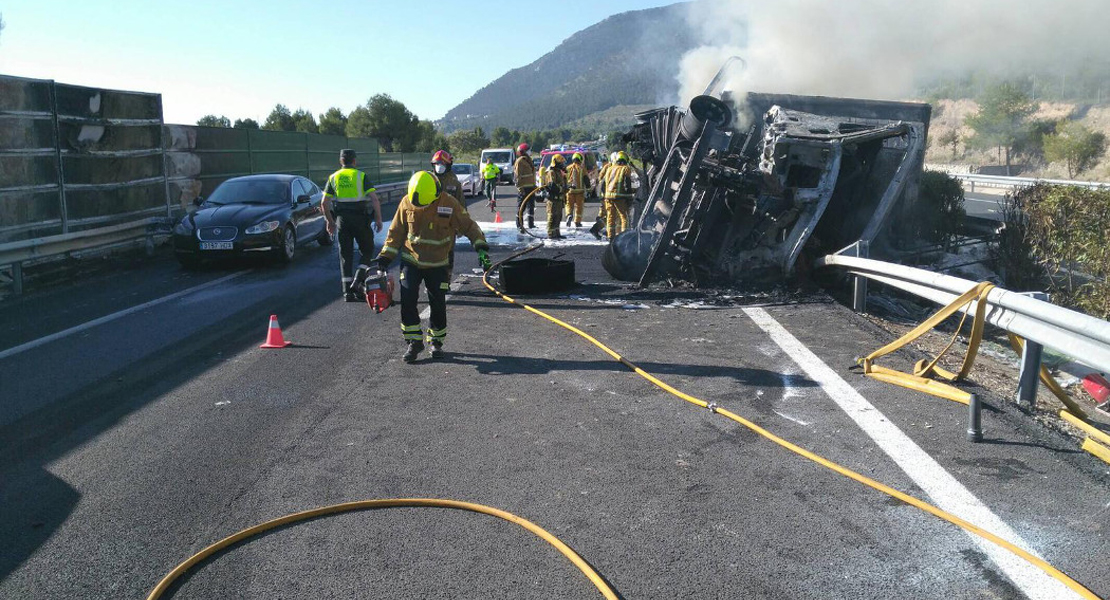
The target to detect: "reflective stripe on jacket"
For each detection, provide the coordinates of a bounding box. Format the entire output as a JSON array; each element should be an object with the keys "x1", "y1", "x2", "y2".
[
  {"x1": 379, "y1": 192, "x2": 488, "y2": 268},
  {"x1": 566, "y1": 163, "x2": 586, "y2": 190},
  {"x1": 603, "y1": 164, "x2": 634, "y2": 200},
  {"x1": 482, "y1": 163, "x2": 501, "y2": 180}
]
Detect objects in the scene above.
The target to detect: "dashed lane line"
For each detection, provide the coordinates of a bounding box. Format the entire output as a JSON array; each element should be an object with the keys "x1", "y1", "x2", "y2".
[{"x1": 744, "y1": 306, "x2": 1079, "y2": 600}]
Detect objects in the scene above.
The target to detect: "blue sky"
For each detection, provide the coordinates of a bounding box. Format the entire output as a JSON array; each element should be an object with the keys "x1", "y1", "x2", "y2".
[{"x1": 0, "y1": 0, "x2": 680, "y2": 125}]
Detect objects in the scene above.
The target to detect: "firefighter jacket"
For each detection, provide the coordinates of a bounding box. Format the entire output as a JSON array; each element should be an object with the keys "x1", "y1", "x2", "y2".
[
  {"x1": 566, "y1": 162, "x2": 588, "y2": 191},
  {"x1": 380, "y1": 192, "x2": 488, "y2": 269},
  {"x1": 542, "y1": 167, "x2": 568, "y2": 200},
  {"x1": 437, "y1": 170, "x2": 465, "y2": 203},
  {"x1": 602, "y1": 164, "x2": 634, "y2": 200},
  {"x1": 482, "y1": 162, "x2": 501, "y2": 180},
  {"x1": 514, "y1": 155, "x2": 536, "y2": 188}
]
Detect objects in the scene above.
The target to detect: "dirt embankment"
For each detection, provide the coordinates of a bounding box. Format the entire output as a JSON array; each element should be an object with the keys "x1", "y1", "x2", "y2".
[{"x1": 925, "y1": 99, "x2": 1110, "y2": 180}]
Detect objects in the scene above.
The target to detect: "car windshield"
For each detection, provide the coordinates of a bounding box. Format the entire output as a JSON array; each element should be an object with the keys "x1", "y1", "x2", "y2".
[
  {"x1": 484, "y1": 151, "x2": 512, "y2": 164},
  {"x1": 206, "y1": 179, "x2": 290, "y2": 205},
  {"x1": 454, "y1": 164, "x2": 473, "y2": 174}
]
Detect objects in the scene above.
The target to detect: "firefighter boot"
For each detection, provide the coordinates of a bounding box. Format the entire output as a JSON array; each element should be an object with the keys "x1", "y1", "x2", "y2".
[
  {"x1": 430, "y1": 341, "x2": 445, "y2": 360},
  {"x1": 589, "y1": 220, "x2": 603, "y2": 240},
  {"x1": 403, "y1": 340, "x2": 425, "y2": 363}
]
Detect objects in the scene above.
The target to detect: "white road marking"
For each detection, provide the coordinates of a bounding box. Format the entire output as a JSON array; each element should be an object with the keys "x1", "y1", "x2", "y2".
[
  {"x1": 0, "y1": 271, "x2": 246, "y2": 361},
  {"x1": 772, "y1": 410, "x2": 811, "y2": 426},
  {"x1": 743, "y1": 306, "x2": 1079, "y2": 600}
]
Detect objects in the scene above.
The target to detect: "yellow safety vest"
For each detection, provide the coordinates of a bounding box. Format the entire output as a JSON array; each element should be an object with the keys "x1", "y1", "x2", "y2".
[
  {"x1": 328, "y1": 168, "x2": 374, "y2": 202},
  {"x1": 482, "y1": 163, "x2": 500, "y2": 180}
]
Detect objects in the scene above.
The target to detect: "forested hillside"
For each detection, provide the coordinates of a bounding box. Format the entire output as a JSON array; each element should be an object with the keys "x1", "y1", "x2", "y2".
[{"x1": 440, "y1": 3, "x2": 695, "y2": 133}]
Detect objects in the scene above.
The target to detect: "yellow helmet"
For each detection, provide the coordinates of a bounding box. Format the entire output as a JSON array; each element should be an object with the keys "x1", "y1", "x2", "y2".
[
  {"x1": 616, "y1": 151, "x2": 630, "y2": 164},
  {"x1": 572, "y1": 152, "x2": 584, "y2": 163},
  {"x1": 408, "y1": 170, "x2": 441, "y2": 206},
  {"x1": 551, "y1": 153, "x2": 566, "y2": 167}
]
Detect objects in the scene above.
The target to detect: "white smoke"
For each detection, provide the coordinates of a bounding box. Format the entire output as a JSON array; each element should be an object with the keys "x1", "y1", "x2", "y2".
[{"x1": 678, "y1": 0, "x2": 1110, "y2": 108}]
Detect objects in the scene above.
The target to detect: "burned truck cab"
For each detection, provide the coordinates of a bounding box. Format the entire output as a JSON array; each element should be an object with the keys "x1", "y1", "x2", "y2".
[{"x1": 603, "y1": 89, "x2": 931, "y2": 288}]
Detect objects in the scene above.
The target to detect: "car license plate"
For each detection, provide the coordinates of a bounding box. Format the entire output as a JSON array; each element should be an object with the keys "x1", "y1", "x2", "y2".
[{"x1": 200, "y1": 242, "x2": 233, "y2": 250}]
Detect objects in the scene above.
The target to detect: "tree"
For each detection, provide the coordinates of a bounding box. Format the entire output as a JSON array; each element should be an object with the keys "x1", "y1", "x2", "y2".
[
  {"x1": 446, "y1": 127, "x2": 491, "y2": 155},
  {"x1": 197, "y1": 115, "x2": 231, "y2": 128},
  {"x1": 964, "y1": 83, "x2": 1037, "y2": 175},
  {"x1": 262, "y1": 104, "x2": 296, "y2": 131},
  {"x1": 291, "y1": 108, "x2": 318, "y2": 133},
  {"x1": 606, "y1": 130, "x2": 626, "y2": 151},
  {"x1": 1043, "y1": 121, "x2": 1107, "y2": 178},
  {"x1": 318, "y1": 107, "x2": 347, "y2": 136},
  {"x1": 936, "y1": 129, "x2": 960, "y2": 160},
  {"x1": 491, "y1": 126, "x2": 514, "y2": 147},
  {"x1": 358, "y1": 94, "x2": 420, "y2": 152},
  {"x1": 233, "y1": 118, "x2": 260, "y2": 129},
  {"x1": 413, "y1": 120, "x2": 449, "y2": 154}
]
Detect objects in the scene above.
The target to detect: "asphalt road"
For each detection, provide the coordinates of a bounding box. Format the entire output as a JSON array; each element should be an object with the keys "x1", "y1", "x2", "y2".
[
  {"x1": 965, "y1": 192, "x2": 1007, "y2": 221},
  {"x1": 1, "y1": 184, "x2": 1108, "y2": 599}
]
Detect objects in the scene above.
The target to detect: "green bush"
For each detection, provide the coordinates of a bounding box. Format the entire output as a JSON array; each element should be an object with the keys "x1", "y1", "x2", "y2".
[
  {"x1": 909, "y1": 171, "x2": 966, "y2": 251},
  {"x1": 993, "y1": 183, "x2": 1110, "y2": 318}
]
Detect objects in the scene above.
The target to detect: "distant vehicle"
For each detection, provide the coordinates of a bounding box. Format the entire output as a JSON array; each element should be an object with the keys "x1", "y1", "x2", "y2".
[
  {"x1": 538, "y1": 149, "x2": 603, "y2": 199},
  {"x1": 173, "y1": 174, "x2": 330, "y2": 268},
  {"x1": 452, "y1": 163, "x2": 480, "y2": 197},
  {"x1": 479, "y1": 148, "x2": 515, "y2": 184}
]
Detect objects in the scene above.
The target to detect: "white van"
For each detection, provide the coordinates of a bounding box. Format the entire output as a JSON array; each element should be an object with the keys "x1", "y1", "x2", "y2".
[{"x1": 479, "y1": 148, "x2": 515, "y2": 184}]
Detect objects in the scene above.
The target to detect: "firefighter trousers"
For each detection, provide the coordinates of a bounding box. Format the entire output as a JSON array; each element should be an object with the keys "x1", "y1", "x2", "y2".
[
  {"x1": 399, "y1": 262, "x2": 449, "y2": 345},
  {"x1": 546, "y1": 197, "x2": 564, "y2": 237},
  {"x1": 517, "y1": 186, "x2": 536, "y2": 229},
  {"x1": 604, "y1": 198, "x2": 630, "y2": 239},
  {"x1": 336, "y1": 211, "x2": 375, "y2": 293},
  {"x1": 565, "y1": 190, "x2": 585, "y2": 225}
]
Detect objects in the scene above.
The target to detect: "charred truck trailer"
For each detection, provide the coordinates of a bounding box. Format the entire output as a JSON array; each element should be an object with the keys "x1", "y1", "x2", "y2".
[{"x1": 603, "y1": 90, "x2": 931, "y2": 287}]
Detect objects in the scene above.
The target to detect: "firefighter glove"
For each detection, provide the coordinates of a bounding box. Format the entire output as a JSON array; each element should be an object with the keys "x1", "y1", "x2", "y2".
[{"x1": 477, "y1": 249, "x2": 492, "y2": 272}]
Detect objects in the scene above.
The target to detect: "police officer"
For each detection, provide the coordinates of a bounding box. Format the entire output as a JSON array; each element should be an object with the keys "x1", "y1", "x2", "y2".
[
  {"x1": 378, "y1": 171, "x2": 492, "y2": 363},
  {"x1": 323, "y1": 149, "x2": 383, "y2": 301},
  {"x1": 481, "y1": 157, "x2": 501, "y2": 210},
  {"x1": 513, "y1": 143, "x2": 537, "y2": 232}
]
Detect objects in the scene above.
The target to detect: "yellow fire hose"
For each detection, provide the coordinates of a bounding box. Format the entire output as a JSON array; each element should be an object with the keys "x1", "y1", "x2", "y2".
[
  {"x1": 482, "y1": 244, "x2": 1101, "y2": 600},
  {"x1": 147, "y1": 498, "x2": 619, "y2": 600}
]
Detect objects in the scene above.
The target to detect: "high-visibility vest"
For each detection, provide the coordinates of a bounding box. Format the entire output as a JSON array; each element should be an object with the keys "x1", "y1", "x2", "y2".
[
  {"x1": 327, "y1": 168, "x2": 374, "y2": 203},
  {"x1": 482, "y1": 163, "x2": 500, "y2": 180}
]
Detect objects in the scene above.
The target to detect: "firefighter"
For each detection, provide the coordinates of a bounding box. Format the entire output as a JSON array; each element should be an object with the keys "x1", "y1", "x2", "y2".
[
  {"x1": 602, "y1": 151, "x2": 634, "y2": 239},
  {"x1": 378, "y1": 171, "x2": 492, "y2": 363},
  {"x1": 565, "y1": 153, "x2": 588, "y2": 228},
  {"x1": 481, "y1": 157, "x2": 501, "y2": 210},
  {"x1": 542, "y1": 153, "x2": 568, "y2": 239},
  {"x1": 589, "y1": 152, "x2": 619, "y2": 240},
  {"x1": 431, "y1": 150, "x2": 463, "y2": 203},
  {"x1": 513, "y1": 143, "x2": 536, "y2": 232},
  {"x1": 323, "y1": 149, "x2": 383, "y2": 301}
]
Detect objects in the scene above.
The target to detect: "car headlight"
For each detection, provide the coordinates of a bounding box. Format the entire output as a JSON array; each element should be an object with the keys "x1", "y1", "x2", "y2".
[{"x1": 245, "y1": 220, "x2": 280, "y2": 234}]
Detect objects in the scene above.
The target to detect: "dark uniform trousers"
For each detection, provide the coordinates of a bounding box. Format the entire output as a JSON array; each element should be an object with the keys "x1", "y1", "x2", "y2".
[
  {"x1": 399, "y1": 262, "x2": 450, "y2": 345},
  {"x1": 335, "y1": 204, "x2": 375, "y2": 292},
  {"x1": 517, "y1": 186, "x2": 537, "y2": 228}
]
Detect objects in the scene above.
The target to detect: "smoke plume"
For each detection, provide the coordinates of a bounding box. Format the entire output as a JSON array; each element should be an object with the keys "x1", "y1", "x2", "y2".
[{"x1": 678, "y1": 0, "x2": 1110, "y2": 110}]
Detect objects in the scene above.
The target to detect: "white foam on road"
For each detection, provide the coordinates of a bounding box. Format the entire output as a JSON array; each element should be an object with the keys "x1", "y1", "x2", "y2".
[
  {"x1": 0, "y1": 271, "x2": 246, "y2": 361},
  {"x1": 743, "y1": 306, "x2": 1080, "y2": 600}
]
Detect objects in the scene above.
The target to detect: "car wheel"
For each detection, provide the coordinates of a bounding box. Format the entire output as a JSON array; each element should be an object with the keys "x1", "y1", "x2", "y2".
[
  {"x1": 317, "y1": 227, "x2": 334, "y2": 246},
  {"x1": 277, "y1": 226, "x2": 296, "y2": 263}
]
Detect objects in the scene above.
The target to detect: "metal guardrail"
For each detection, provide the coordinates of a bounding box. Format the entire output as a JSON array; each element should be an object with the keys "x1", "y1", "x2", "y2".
[
  {"x1": 949, "y1": 172, "x2": 1110, "y2": 192},
  {"x1": 0, "y1": 218, "x2": 164, "y2": 296},
  {"x1": 817, "y1": 253, "x2": 1110, "y2": 376},
  {"x1": 0, "y1": 181, "x2": 411, "y2": 297}
]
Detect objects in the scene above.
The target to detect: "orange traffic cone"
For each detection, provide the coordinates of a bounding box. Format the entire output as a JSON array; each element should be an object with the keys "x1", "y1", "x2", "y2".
[
  {"x1": 494, "y1": 211, "x2": 502, "y2": 223},
  {"x1": 259, "y1": 314, "x2": 292, "y2": 348}
]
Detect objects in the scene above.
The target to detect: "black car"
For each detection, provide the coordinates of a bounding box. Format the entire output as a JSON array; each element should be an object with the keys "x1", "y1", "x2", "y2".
[{"x1": 173, "y1": 174, "x2": 331, "y2": 268}]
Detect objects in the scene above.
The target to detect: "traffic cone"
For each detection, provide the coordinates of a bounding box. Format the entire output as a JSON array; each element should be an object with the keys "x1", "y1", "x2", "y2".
[
  {"x1": 494, "y1": 211, "x2": 502, "y2": 223},
  {"x1": 259, "y1": 314, "x2": 292, "y2": 349}
]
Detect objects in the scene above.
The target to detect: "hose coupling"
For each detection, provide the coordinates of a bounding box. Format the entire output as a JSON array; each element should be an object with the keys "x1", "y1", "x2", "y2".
[{"x1": 707, "y1": 402, "x2": 719, "y2": 413}]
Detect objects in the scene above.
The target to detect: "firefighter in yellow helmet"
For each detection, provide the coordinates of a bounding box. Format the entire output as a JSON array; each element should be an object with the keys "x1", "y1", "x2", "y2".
[
  {"x1": 513, "y1": 143, "x2": 537, "y2": 232},
  {"x1": 589, "y1": 151, "x2": 619, "y2": 239},
  {"x1": 378, "y1": 171, "x2": 492, "y2": 363},
  {"x1": 542, "y1": 153, "x2": 569, "y2": 238},
  {"x1": 564, "y1": 153, "x2": 588, "y2": 228},
  {"x1": 602, "y1": 151, "x2": 634, "y2": 239}
]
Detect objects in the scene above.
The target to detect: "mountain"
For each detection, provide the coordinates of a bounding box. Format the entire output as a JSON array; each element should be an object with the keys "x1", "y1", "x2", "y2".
[{"x1": 440, "y1": 3, "x2": 697, "y2": 133}]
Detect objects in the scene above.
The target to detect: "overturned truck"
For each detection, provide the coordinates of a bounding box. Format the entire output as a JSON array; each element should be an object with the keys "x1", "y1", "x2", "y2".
[{"x1": 603, "y1": 87, "x2": 931, "y2": 287}]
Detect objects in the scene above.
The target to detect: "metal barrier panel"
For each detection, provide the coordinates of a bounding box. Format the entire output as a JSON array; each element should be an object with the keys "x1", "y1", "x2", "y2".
[
  {"x1": 249, "y1": 129, "x2": 309, "y2": 176},
  {"x1": 307, "y1": 133, "x2": 346, "y2": 186},
  {"x1": 0, "y1": 76, "x2": 63, "y2": 243}
]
